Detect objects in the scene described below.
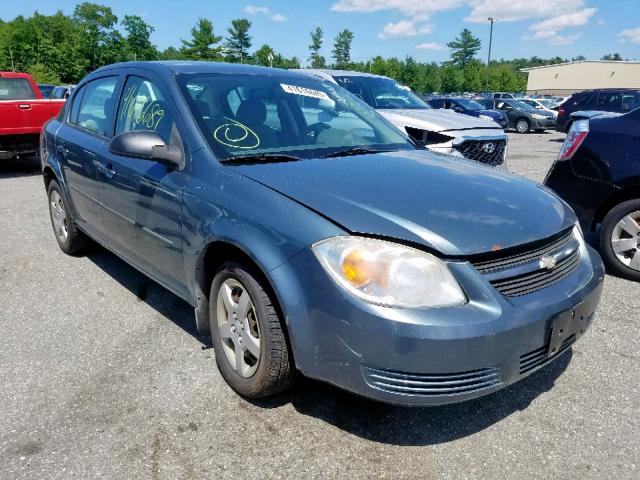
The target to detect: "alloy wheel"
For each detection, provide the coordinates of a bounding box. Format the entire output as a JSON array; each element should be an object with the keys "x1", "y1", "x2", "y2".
[
  {"x1": 610, "y1": 211, "x2": 640, "y2": 271},
  {"x1": 216, "y1": 278, "x2": 261, "y2": 377},
  {"x1": 49, "y1": 190, "x2": 68, "y2": 243},
  {"x1": 516, "y1": 119, "x2": 529, "y2": 133}
]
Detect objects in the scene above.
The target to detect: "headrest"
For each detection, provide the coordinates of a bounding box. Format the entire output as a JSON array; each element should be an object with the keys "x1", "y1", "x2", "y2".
[{"x1": 236, "y1": 99, "x2": 267, "y2": 126}]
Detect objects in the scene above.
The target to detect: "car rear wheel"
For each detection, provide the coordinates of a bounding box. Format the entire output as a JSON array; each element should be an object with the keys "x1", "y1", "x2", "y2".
[
  {"x1": 209, "y1": 262, "x2": 295, "y2": 398},
  {"x1": 47, "y1": 180, "x2": 89, "y2": 255},
  {"x1": 600, "y1": 199, "x2": 640, "y2": 281},
  {"x1": 515, "y1": 118, "x2": 530, "y2": 134}
]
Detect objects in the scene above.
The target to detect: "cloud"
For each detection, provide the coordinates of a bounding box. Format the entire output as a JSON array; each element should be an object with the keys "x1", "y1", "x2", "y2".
[
  {"x1": 416, "y1": 42, "x2": 446, "y2": 51},
  {"x1": 332, "y1": 0, "x2": 597, "y2": 47},
  {"x1": 530, "y1": 8, "x2": 596, "y2": 31},
  {"x1": 464, "y1": 0, "x2": 587, "y2": 23},
  {"x1": 244, "y1": 5, "x2": 288, "y2": 22},
  {"x1": 331, "y1": 0, "x2": 463, "y2": 20},
  {"x1": 378, "y1": 20, "x2": 433, "y2": 39},
  {"x1": 618, "y1": 27, "x2": 640, "y2": 44}
]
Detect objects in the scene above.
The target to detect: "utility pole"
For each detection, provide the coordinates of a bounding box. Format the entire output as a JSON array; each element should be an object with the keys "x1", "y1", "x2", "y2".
[
  {"x1": 485, "y1": 17, "x2": 496, "y2": 93},
  {"x1": 10, "y1": 46, "x2": 15, "y2": 71}
]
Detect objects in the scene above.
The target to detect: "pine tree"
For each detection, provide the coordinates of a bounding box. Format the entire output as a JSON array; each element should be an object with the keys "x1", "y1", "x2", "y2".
[
  {"x1": 332, "y1": 29, "x2": 353, "y2": 69},
  {"x1": 309, "y1": 27, "x2": 325, "y2": 68},
  {"x1": 180, "y1": 18, "x2": 222, "y2": 60},
  {"x1": 447, "y1": 28, "x2": 481, "y2": 68},
  {"x1": 225, "y1": 18, "x2": 252, "y2": 63}
]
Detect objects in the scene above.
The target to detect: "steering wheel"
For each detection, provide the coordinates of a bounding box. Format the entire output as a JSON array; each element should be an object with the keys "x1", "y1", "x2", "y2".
[{"x1": 305, "y1": 122, "x2": 330, "y2": 144}]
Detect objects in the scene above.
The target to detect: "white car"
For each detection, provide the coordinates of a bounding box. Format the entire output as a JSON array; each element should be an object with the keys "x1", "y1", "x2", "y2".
[
  {"x1": 522, "y1": 98, "x2": 559, "y2": 118},
  {"x1": 297, "y1": 69, "x2": 508, "y2": 168}
]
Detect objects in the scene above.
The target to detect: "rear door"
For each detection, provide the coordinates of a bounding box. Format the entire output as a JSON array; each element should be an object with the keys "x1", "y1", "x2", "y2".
[
  {"x1": 55, "y1": 75, "x2": 120, "y2": 235},
  {"x1": 98, "y1": 71, "x2": 188, "y2": 293}
]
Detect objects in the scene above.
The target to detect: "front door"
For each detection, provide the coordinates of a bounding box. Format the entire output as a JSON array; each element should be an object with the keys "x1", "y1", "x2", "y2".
[{"x1": 97, "y1": 73, "x2": 188, "y2": 295}]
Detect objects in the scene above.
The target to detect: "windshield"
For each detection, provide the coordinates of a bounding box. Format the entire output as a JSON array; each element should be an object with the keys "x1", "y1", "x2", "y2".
[
  {"x1": 507, "y1": 100, "x2": 535, "y2": 111},
  {"x1": 333, "y1": 75, "x2": 430, "y2": 110},
  {"x1": 455, "y1": 98, "x2": 484, "y2": 111},
  {"x1": 177, "y1": 73, "x2": 415, "y2": 162}
]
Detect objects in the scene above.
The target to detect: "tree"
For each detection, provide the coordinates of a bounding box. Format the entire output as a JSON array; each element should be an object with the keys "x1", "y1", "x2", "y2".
[
  {"x1": 254, "y1": 44, "x2": 275, "y2": 67},
  {"x1": 122, "y1": 15, "x2": 157, "y2": 61},
  {"x1": 180, "y1": 18, "x2": 222, "y2": 60},
  {"x1": 73, "y1": 2, "x2": 123, "y2": 72},
  {"x1": 332, "y1": 29, "x2": 353, "y2": 69},
  {"x1": 225, "y1": 18, "x2": 252, "y2": 63},
  {"x1": 601, "y1": 53, "x2": 623, "y2": 61},
  {"x1": 447, "y1": 28, "x2": 481, "y2": 68},
  {"x1": 309, "y1": 27, "x2": 325, "y2": 68}
]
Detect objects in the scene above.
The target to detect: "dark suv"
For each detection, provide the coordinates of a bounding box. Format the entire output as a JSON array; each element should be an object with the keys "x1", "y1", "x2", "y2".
[{"x1": 556, "y1": 89, "x2": 640, "y2": 133}]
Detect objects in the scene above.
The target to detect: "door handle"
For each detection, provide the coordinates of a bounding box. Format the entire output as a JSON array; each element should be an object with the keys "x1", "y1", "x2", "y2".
[
  {"x1": 97, "y1": 163, "x2": 116, "y2": 179},
  {"x1": 18, "y1": 104, "x2": 32, "y2": 110},
  {"x1": 56, "y1": 145, "x2": 69, "y2": 156}
]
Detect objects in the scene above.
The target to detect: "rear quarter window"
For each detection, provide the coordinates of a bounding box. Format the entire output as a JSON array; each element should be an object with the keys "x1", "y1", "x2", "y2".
[{"x1": 0, "y1": 77, "x2": 37, "y2": 100}]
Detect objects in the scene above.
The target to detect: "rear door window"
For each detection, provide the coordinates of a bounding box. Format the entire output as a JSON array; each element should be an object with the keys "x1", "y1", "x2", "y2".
[
  {"x1": 71, "y1": 76, "x2": 118, "y2": 137},
  {"x1": 595, "y1": 91, "x2": 622, "y2": 111},
  {"x1": 0, "y1": 77, "x2": 37, "y2": 100},
  {"x1": 621, "y1": 91, "x2": 640, "y2": 112}
]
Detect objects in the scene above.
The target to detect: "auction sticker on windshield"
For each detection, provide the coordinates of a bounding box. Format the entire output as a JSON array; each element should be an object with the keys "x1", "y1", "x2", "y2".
[{"x1": 280, "y1": 83, "x2": 330, "y2": 100}]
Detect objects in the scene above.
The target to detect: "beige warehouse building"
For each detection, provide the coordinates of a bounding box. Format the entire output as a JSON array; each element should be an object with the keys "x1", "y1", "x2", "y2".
[{"x1": 522, "y1": 60, "x2": 640, "y2": 95}]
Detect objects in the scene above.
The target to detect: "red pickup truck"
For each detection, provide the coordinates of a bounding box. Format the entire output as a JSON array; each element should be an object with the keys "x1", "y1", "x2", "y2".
[{"x1": 0, "y1": 72, "x2": 65, "y2": 160}]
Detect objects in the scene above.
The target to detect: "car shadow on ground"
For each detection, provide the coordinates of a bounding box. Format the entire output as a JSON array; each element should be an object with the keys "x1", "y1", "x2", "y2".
[
  {"x1": 85, "y1": 243, "x2": 572, "y2": 446},
  {"x1": 86, "y1": 246, "x2": 206, "y2": 344},
  {"x1": 0, "y1": 156, "x2": 41, "y2": 179},
  {"x1": 252, "y1": 351, "x2": 572, "y2": 445}
]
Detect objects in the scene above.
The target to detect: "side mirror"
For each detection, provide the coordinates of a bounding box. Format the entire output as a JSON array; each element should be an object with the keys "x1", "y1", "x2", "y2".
[{"x1": 109, "y1": 130, "x2": 183, "y2": 169}]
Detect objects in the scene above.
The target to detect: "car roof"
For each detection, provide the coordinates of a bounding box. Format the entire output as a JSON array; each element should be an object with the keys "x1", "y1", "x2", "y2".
[{"x1": 91, "y1": 61, "x2": 316, "y2": 79}]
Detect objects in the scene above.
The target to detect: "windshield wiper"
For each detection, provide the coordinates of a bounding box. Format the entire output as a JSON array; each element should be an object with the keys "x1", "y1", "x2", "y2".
[
  {"x1": 221, "y1": 153, "x2": 301, "y2": 164},
  {"x1": 323, "y1": 147, "x2": 393, "y2": 158}
]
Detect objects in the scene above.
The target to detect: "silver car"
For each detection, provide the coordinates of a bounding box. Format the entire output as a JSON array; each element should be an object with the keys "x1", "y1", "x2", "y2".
[{"x1": 299, "y1": 69, "x2": 508, "y2": 168}]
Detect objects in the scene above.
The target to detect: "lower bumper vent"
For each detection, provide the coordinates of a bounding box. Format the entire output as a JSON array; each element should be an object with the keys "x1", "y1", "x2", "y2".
[
  {"x1": 519, "y1": 334, "x2": 576, "y2": 374},
  {"x1": 363, "y1": 366, "x2": 501, "y2": 397}
]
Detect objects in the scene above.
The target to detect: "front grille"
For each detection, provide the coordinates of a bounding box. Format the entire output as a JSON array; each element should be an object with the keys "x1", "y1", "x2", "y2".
[
  {"x1": 471, "y1": 229, "x2": 580, "y2": 297},
  {"x1": 363, "y1": 366, "x2": 501, "y2": 397},
  {"x1": 519, "y1": 334, "x2": 576, "y2": 374},
  {"x1": 454, "y1": 139, "x2": 506, "y2": 166}
]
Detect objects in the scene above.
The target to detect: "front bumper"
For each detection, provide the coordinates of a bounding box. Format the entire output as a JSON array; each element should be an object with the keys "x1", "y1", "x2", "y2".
[
  {"x1": 271, "y1": 243, "x2": 605, "y2": 406},
  {"x1": 531, "y1": 117, "x2": 556, "y2": 130}
]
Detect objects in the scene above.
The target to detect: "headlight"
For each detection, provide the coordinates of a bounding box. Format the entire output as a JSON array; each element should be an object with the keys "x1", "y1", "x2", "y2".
[
  {"x1": 479, "y1": 114, "x2": 494, "y2": 122},
  {"x1": 531, "y1": 114, "x2": 547, "y2": 120},
  {"x1": 312, "y1": 236, "x2": 466, "y2": 308}
]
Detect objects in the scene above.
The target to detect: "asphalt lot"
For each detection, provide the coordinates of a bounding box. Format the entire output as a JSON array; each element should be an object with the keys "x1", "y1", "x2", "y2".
[{"x1": 0, "y1": 131, "x2": 638, "y2": 479}]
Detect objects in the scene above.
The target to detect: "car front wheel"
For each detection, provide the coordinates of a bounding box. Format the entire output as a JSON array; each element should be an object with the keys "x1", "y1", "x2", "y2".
[
  {"x1": 209, "y1": 262, "x2": 295, "y2": 398},
  {"x1": 600, "y1": 199, "x2": 640, "y2": 281}
]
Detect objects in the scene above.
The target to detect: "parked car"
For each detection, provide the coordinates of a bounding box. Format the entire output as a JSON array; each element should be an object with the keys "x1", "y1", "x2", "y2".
[
  {"x1": 50, "y1": 85, "x2": 75, "y2": 100},
  {"x1": 493, "y1": 92, "x2": 516, "y2": 99},
  {"x1": 42, "y1": 61, "x2": 604, "y2": 406},
  {"x1": 521, "y1": 98, "x2": 559, "y2": 118},
  {"x1": 545, "y1": 108, "x2": 640, "y2": 281},
  {"x1": 427, "y1": 97, "x2": 509, "y2": 129},
  {"x1": 478, "y1": 98, "x2": 556, "y2": 133},
  {"x1": 37, "y1": 84, "x2": 56, "y2": 98},
  {"x1": 299, "y1": 69, "x2": 508, "y2": 168},
  {"x1": 556, "y1": 89, "x2": 640, "y2": 133},
  {"x1": 0, "y1": 72, "x2": 65, "y2": 160}
]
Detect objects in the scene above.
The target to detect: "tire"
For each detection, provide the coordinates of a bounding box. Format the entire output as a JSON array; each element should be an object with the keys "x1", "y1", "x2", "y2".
[
  {"x1": 599, "y1": 199, "x2": 640, "y2": 281},
  {"x1": 47, "y1": 180, "x2": 89, "y2": 255},
  {"x1": 515, "y1": 118, "x2": 530, "y2": 134},
  {"x1": 209, "y1": 262, "x2": 295, "y2": 398}
]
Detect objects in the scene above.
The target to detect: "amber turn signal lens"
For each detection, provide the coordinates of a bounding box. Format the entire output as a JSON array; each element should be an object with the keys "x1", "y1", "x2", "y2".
[{"x1": 342, "y1": 250, "x2": 370, "y2": 286}]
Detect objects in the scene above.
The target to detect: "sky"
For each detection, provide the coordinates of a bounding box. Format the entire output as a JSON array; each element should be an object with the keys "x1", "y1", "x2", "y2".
[{"x1": 1, "y1": 0, "x2": 639, "y2": 64}]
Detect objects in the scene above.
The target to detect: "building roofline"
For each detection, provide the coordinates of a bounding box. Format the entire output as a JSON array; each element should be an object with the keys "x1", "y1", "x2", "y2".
[{"x1": 521, "y1": 60, "x2": 640, "y2": 72}]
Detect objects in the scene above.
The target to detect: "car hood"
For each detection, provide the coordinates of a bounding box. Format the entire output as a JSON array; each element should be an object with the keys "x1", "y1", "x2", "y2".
[
  {"x1": 233, "y1": 150, "x2": 575, "y2": 256},
  {"x1": 378, "y1": 108, "x2": 503, "y2": 134}
]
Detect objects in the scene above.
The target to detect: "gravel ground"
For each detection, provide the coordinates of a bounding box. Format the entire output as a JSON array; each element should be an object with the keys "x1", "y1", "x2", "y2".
[{"x1": 0, "y1": 131, "x2": 638, "y2": 479}]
